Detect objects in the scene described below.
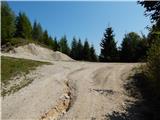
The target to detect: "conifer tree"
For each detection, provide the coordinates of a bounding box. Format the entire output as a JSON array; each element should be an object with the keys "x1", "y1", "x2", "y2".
[
  {"x1": 83, "y1": 39, "x2": 90, "y2": 61},
  {"x1": 15, "y1": 12, "x2": 32, "y2": 39},
  {"x1": 138, "y1": 1, "x2": 160, "y2": 22},
  {"x1": 99, "y1": 27, "x2": 118, "y2": 62},
  {"x1": 59, "y1": 35, "x2": 70, "y2": 55},
  {"x1": 77, "y1": 39, "x2": 83, "y2": 60},
  {"x1": 32, "y1": 21, "x2": 43, "y2": 42},
  {"x1": 1, "y1": 1, "x2": 16, "y2": 44},
  {"x1": 90, "y1": 45, "x2": 97, "y2": 62},
  {"x1": 42, "y1": 30, "x2": 49, "y2": 45},
  {"x1": 70, "y1": 37, "x2": 78, "y2": 59},
  {"x1": 53, "y1": 37, "x2": 59, "y2": 51},
  {"x1": 48, "y1": 36, "x2": 55, "y2": 49}
]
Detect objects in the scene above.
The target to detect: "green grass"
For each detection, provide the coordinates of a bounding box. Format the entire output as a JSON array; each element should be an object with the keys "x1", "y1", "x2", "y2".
[{"x1": 1, "y1": 56, "x2": 51, "y2": 96}]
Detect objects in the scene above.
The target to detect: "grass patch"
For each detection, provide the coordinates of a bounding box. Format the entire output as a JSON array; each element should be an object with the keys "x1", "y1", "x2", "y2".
[
  {"x1": 1, "y1": 56, "x2": 51, "y2": 96},
  {"x1": 1, "y1": 56, "x2": 51, "y2": 84}
]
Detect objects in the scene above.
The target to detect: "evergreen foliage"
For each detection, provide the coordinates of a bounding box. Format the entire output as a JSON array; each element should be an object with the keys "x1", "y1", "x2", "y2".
[
  {"x1": 59, "y1": 36, "x2": 70, "y2": 55},
  {"x1": 15, "y1": 12, "x2": 32, "y2": 39},
  {"x1": 53, "y1": 37, "x2": 60, "y2": 51},
  {"x1": 120, "y1": 32, "x2": 145, "y2": 62},
  {"x1": 137, "y1": 2, "x2": 160, "y2": 119},
  {"x1": 32, "y1": 21, "x2": 43, "y2": 42},
  {"x1": 70, "y1": 38, "x2": 97, "y2": 61},
  {"x1": 83, "y1": 39, "x2": 91, "y2": 61},
  {"x1": 1, "y1": 1, "x2": 97, "y2": 62},
  {"x1": 42, "y1": 30, "x2": 49, "y2": 45},
  {"x1": 1, "y1": 1, "x2": 16, "y2": 45},
  {"x1": 99, "y1": 27, "x2": 118, "y2": 62},
  {"x1": 138, "y1": 1, "x2": 160, "y2": 22},
  {"x1": 145, "y1": 42, "x2": 160, "y2": 93},
  {"x1": 70, "y1": 37, "x2": 78, "y2": 60},
  {"x1": 76, "y1": 39, "x2": 83, "y2": 60},
  {"x1": 147, "y1": 20, "x2": 160, "y2": 44},
  {"x1": 90, "y1": 45, "x2": 97, "y2": 62}
]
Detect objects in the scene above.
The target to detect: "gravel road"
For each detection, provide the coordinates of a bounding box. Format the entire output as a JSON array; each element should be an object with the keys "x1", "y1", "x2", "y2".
[{"x1": 2, "y1": 59, "x2": 139, "y2": 120}]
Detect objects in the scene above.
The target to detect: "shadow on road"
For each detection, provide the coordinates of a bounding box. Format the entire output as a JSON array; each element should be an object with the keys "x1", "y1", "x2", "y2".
[{"x1": 105, "y1": 73, "x2": 160, "y2": 120}]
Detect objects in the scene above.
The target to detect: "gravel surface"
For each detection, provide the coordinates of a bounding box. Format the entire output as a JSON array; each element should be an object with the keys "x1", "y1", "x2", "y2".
[
  {"x1": 1, "y1": 44, "x2": 140, "y2": 120},
  {"x1": 2, "y1": 61, "x2": 139, "y2": 120}
]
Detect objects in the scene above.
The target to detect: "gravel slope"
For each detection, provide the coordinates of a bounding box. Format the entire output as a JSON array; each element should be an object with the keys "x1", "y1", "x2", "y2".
[
  {"x1": 2, "y1": 59, "x2": 139, "y2": 120},
  {"x1": 2, "y1": 43, "x2": 73, "y2": 62}
]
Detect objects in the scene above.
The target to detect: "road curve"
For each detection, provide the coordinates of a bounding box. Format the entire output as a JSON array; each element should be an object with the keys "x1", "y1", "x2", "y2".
[
  {"x1": 2, "y1": 60, "x2": 139, "y2": 120},
  {"x1": 61, "y1": 63, "x2": 138, "y2": 120}
]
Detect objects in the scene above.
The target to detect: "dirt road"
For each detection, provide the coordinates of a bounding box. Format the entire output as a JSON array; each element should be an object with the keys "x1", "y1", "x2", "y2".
[{"x1": 2, "y1": 60, "x2": 139, "y2": 120}]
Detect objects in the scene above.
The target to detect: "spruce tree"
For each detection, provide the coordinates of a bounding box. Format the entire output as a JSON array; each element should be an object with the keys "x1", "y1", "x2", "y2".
[
  {"x1": 48, "y1": 36, "x2": 55, "y2": 49},
  {"x1": 138, "y1": 1, "x2": 160, "y2": 22},
  {"x1": 70, "y1": 37, "x2": 78, "y2": 59},
  {"x1": 83, "y1": 39, "x2": 90, "y2": 61},
  {"x1": 42, "y1": 30, "x2": 49, "y2": 45},
  {"x1": 59, "y1": 35, "x2": 70, "y2": 55},
  {"x1": 15, "y1": 12, "x2": 32, "y2": 39},
  {"x1": 32, "y1": 21, "x2": 43, "y2": 42},
  {"x1": 53, "y1": 37, "x2": 59, "y2": 51},
  {"x1": 1, "y1": 1, "x2": 16, "y2": 44},
  {"x1": 77, "y1": 39, "x2": 83, "y2": 60},
  {"x1": 90, "y1": 45, "x2": 97, "y2": 62},
  {"x1": 99, "y1": 27, "x2": 118, "y2": 62}
]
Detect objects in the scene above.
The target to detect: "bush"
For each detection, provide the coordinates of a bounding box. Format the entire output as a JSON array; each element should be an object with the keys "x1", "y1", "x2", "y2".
[{"x1": 144, "y1": 42, "x2": 160, "y2": 96}]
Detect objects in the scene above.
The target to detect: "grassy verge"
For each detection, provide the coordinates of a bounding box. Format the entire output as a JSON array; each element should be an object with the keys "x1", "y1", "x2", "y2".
[{"x1": 1, "y1": 56, "x2": 51, "y2": 96}]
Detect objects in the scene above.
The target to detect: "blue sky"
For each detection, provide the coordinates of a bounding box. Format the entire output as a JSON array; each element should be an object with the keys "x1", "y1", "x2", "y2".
[{"x1": 8, "y1": 1, "x2": 151, "y2": 55}]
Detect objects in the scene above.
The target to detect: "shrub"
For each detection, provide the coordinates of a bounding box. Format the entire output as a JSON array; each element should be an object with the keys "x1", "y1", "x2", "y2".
[{"x1": 144, "y1": 42, "x2": 160, "y2": 96}]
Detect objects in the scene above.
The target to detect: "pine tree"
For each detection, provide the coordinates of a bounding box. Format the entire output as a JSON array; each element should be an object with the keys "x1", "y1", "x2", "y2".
[
  {"x1": 1, "y1": 1, "x2": 16, "y2": 44},
  {"x1": 99, "y1": 27, "x2": 118, "y2": 62},
  {"x1": 147, "y1": 20, "x2": 160, "y2": 44},
  {"x1": 48, "y1": 36, "x2": 55, "y2": 49},
  {"x1": 59, "y1": 35, "x2": 70, "y2": 55},
  {"x1": 77, "y1": 39, "x2": 83, "y2": 60},
  {"x1": 70, "y1": 37, "x2": 78, "y2": 59},
  {"x1": 42, "y1": 30, "x2": 49, "y2": 45},
  {"x1": 90, "y1": 45, "x2": 97, "y2": 62},
  {"x1": 53, "y1": 37, "x2": 59, "y2": 51},
  {"x1": 32, "y1": 21, "x2": 43, "y2": 42},
  {"x1": 83, "y1": 39, "x2": 90, "y2": 61},
  {"x1": 15, "y1": 12, "x2": 32, "y2": 39},
  {"x1": 138, "y1": 1, "x2": 160, "y2": 22}
]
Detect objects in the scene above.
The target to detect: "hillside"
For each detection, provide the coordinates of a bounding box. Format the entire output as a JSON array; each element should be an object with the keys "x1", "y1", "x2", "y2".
[{"x1": 2, "y1": 43, "x2": 73, "y2": 62}]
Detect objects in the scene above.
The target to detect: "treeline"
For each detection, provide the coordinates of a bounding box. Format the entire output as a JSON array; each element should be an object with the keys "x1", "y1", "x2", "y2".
[
  {"x1": 1, "y1": 1, "x2": 97, "y2": 62},
  {"x1": 98, "y1": 2, "x2": 159, "y2": 63},
  {"x1": 2, "y1": 1, "x2": 56, "y2": 50},
  {"x1": 2, "y1": 1, "x2": 159, "y2": 64},
  {"x1": 70, "y1": 38, "x2": 97, "y2": 61},
  {"x1": 99, "y1": 27, "x2": 148, "y2": 62}
]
